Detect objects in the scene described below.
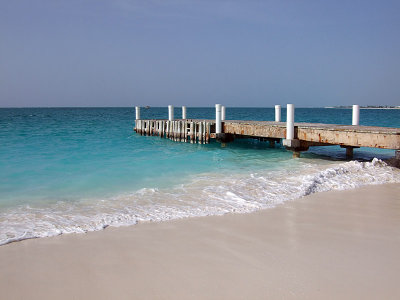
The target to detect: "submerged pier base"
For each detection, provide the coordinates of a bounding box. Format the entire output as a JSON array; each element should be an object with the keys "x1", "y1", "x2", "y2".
[
  {"x1": 340, "y1": 145, "x2": 360, "y2": 159},
  {"x1": 216, "y1": 133, "x2": 235, "y2": 144},
  {"x1": 282, "y1": 139, "x2": 309, "y2": 158},
  {"x1": 266, "y1": 138, "x2": 280, "y2": 148}
]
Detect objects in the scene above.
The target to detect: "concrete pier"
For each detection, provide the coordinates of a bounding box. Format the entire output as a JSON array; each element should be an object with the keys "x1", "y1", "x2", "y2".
[{"x1": 134, "y1": 117, "x2": 400, "y2": 159}]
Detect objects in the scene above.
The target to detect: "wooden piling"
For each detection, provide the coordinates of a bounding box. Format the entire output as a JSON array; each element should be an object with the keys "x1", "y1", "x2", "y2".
[
  {"x1": 174, "y1": 121, "x2": 178, "y2": 141},
  {"x1": 206, "y1": 122, "x2": 210, "y2": 144},
  {"x1": 194, "y1": 122, "x2": 198, "y2": 143},
  {"x1": 203, "y1": 121, "x2": 206, "y2": 144},
  {"x1": 178, "y1": 121, "x2": 182, "y2": 142},
  {"x1": 199, "y1": 122, "x2": 203, "y2": 144},
  {"x1": 189, "y1": 122, "x2": 193, "y2": 143},
  {"x1": 184, "y1": 121, "x2": 187, "y2": 142},
  {"x1": 166, "y1": 121, "x2": 170, "y2": 138},
  {"x1": 174, "y1": 121, "x2": 176, "y2": 140},
  {"x1": 171, "y1": 121, "x2": 175, "y2": 141},
  {"x1": 170, "y1": 120, "x2": 173, "y2": 139}
]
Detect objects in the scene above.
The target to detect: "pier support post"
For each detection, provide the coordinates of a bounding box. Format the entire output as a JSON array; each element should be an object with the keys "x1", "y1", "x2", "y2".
[
  {"x1": 275, "y1": 105, "x2": 281, "y2": 122},
  {"x1": 282, "y1": 104, "x2": 306, "y2": 158},
  {"x1": 346, "y1": 147, "x2": 353, "y2": 158},
  {"x1": 396, "y1": 150, "x2": 400, "y2": 160},
  {"x1": 221, "y1": 106, "x2": 226, "y2": 121},
  {"x1": 340, "y1": 145, "x2": 359, "y2": 159},
  {"x1": 215, "y1": 104, "x2": 222, "y2": 134},
  {"x1": 168, "y1": 105, "x2": 174, "y2": 121},
  {"x1": 286, "y1": 104, "x2": 294, "y2": 139},
  {"x1": 135, "y1": 106, "x2": 140, "y2": 131},
  {"x1": 182, "y1": 106, "x2": 187, "y2": 120},
  {"x1": 135, "y1": 106, "x2": 140, "y2": 120},
  {"x1": 266, "y1": 138, "x2": 280, "y2": 148},
  {"x1": 352, "y1": 105, "x2": 360, "y2": 125},
  {"x1": 269, "y1": 140, "x2": 275, "y2": 148}
]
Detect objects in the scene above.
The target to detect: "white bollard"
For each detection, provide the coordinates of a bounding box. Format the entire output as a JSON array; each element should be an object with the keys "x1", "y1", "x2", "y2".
[
  {"x1": 352, "y1": 105, "x2": 360, "y2": 125},
  {"x1": 168, "y1": 105, "x2": 174, "y2": 121},
  {"x1": 135, "y1": 106, "x2": 140, "y2": 120},
  {"x1": 286, "y1": 104, "x2": 295, "y2": 140},
  {"x1": 182, "y1": 106, "x2": 187, "y2": 119},
  {"x1": 215, "y1": 104, "x2": 222, "y2": 134},
  {"x1": 275, "y1": 105, "x2": 281, "y2": 122},
  {"x1": 221, "y1": 106, "x2": 226, "y2": 121}
]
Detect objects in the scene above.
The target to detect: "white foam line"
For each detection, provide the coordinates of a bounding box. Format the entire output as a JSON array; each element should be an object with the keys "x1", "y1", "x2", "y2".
[{"x1": 1, "y1": 159, "x2": 399, "y2": 246}]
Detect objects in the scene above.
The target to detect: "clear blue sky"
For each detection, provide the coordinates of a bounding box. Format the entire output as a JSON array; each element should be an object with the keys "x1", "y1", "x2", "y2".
[{"x1": 1, "y1": 0, "x2": 399, "y2": 107}]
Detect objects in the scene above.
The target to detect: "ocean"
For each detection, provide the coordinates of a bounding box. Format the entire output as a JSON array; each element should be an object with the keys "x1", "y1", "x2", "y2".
[{"x1": 1, "y1": 107, "x2": 400, "y2": 245}]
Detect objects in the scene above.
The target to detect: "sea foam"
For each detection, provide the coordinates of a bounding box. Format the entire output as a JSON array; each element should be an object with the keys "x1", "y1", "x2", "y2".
[{"x1": 1, "y1": 158, "x2": 399, "y2": 246}]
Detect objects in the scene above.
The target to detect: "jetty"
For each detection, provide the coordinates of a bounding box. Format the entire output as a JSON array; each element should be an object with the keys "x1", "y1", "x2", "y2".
[{"x1": 134, "y1": 105, "x2": 400, "y2": 159}]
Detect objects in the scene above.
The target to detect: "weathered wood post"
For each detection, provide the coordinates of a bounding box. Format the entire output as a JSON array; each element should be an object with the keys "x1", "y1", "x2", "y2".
[
  {"x1": 167, "y1": 121, "x2": 170, "y2": 138},
  {"x1": 198, "y1": 122, "x2": 203, "y2": 144},
  {"x1": 183, "y1": 121, "x2": 187, "y2": 142},
  {"x1": 160, "y1": 120, "x2": 165, "y2": 138},
  {"x1": 168, "y1": 105, "x2": 174, "y2": 121},
  {"x1": 182, "y1": 106, "x2": 187, "y2": 119},
  {"x1": 215, "y1": 104, "x2": 222, "y2": 134},
  {"x1": 286, "y1": 104, "x2": 294, "y2": 140},
  {"x1": 221, "y1": 106, "x2": 226, "y2": 121},
  {"x1": 193, "y1": 122, "x2": 197, "y2": 143},
  {"x1": 275, "y1": 105, "x2": 281, "y2": 122},
  {"x1": 205, "y1": 122, "x2": 210, "y2": 144},
  {"x1": 352, "y1": 105, "x2": 360, "y2": 125}
]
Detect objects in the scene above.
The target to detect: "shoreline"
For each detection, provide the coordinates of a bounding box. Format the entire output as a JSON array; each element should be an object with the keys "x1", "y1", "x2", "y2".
[{"x1": 1, "y1": 183, "x2": 400, "y2": 299}]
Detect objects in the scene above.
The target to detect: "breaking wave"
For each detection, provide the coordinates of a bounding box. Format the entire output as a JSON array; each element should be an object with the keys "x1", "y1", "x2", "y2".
[{"x1": 1, "y1": 158, "x2": 399, "y2": 246}]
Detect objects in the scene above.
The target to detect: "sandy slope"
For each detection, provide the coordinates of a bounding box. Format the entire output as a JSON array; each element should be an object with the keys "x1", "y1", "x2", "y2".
[{"x1": 1, "y1": 183, "x2": 399, "y2": 300}]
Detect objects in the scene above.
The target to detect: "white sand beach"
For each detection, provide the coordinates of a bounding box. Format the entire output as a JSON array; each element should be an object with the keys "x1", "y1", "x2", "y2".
[{"x1": 1, "y1": 183, "x2": 399, "y2": 300}]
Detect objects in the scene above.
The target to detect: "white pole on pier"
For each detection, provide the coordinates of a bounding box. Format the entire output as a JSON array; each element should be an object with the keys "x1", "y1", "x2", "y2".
[
  {"x1": 286, "y1": 104, "x2": 295, "y2": 140},
  {"x1": 275, "y1": 105, "x2": 281, "y2": 122},
  {"x1": 221, "y1": 106, "x2": 226, "y2": 121},
  {"x1": 168, "y1": 105, "x2": 174, "y2": 121},
  {"x1": 182, "y1": 106, "x2": 187, "y2": 119},
  {"x1": 352, "y1": 105, "x2": 360, "y2": 125},
  {"x1": 135, "y1": 106, "x2": 140, "y2": 120},
  {"x1": 215, "y1": 104, "x2": 222, "y2": 134}
]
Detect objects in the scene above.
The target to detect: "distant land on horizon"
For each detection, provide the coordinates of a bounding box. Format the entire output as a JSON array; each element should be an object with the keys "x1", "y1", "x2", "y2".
[
  {"x1": 1, "y1": 105, "x2": 400, "y2": 109},
  {"x1": 325, "y1": 105, "x2": 400, "y2": 109}
]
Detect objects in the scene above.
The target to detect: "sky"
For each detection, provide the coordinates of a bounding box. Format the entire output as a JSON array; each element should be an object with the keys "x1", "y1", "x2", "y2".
[{"x1": 1, "y1": 0, "x2": 399, "y2": 107}]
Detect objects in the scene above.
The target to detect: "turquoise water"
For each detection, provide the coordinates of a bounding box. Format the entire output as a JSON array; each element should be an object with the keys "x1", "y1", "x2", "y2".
[{"x1": 1, "y1": 107, "x2": 400, "y2": 245}]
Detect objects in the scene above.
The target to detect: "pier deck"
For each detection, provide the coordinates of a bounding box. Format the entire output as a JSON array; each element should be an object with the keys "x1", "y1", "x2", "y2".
[{"x1": 134, "y1": 118, "x2": 400, "y2": 157}]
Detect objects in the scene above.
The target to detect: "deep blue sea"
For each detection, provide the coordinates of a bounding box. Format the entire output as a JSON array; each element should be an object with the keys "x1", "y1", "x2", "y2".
[{"x1": 1, "y1": 107, "x2": 400, "y2": 245}]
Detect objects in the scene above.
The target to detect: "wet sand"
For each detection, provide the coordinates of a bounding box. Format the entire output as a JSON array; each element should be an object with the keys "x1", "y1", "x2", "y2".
[{"x1": 1, "y1": 183, "x2": 399, "y2": 299}]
